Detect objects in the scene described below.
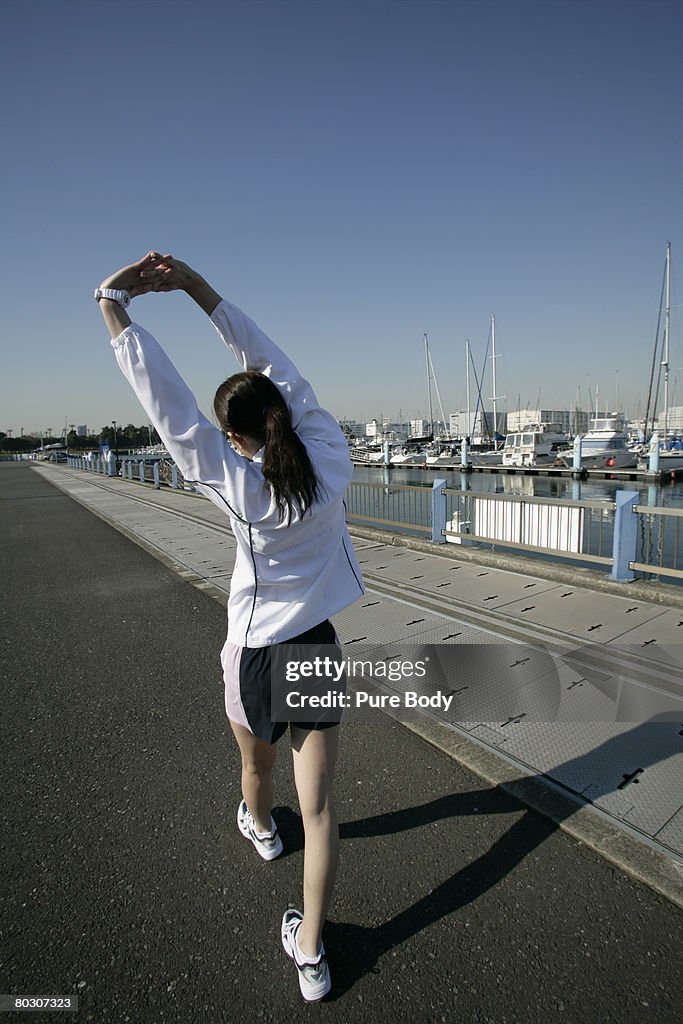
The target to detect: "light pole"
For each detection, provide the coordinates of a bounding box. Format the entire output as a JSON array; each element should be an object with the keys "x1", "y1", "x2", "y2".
[{"x1": 112, "y1": 420, "x2": 119, "y2": 468}]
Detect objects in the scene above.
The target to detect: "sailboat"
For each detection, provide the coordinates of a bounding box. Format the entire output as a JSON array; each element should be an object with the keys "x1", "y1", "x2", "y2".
[
  {"x1": 468, "y1": 315, "x2": 507, "y2": 465},
  {"x1": 638, "y1": 241, "x2": 683, "y2": 472},
  {"x1": 393, "y1": 333, "x2": 449, "y2": 466}
]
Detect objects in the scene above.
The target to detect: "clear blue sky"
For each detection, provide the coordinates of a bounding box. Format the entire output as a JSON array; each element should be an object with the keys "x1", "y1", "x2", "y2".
[{"x1": 1, "y1": 0, "x2": 681, "y2": 437}]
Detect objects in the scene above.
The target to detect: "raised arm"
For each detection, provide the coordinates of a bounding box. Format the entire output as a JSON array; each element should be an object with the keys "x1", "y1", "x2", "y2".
[
  {"x1": 151, "y1": 258, "x2": 341, "y2": 437},
  {"x1": 95, "y1": 254, "x2": 273, "y2": 522},
  {"x1": 97, "y1": 253, "x2": 352, "y2": 492}
]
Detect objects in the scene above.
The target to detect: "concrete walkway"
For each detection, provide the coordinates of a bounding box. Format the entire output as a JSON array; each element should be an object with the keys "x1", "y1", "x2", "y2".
[
  {"x1": 31, "y1": 463, "x2": 683, "y2": 878},
  {"x1": 2, "y1": 462, "x2": 681, "y2": 1023}
]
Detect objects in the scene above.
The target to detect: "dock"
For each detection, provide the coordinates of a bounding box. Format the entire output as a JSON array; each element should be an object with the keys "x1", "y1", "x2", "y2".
[{"x1": 355, "y1": 459, "x2": 675, "y2": 484}]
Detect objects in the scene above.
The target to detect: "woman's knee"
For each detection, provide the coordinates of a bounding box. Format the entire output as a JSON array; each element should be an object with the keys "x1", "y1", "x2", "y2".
[
  {"x1": 241, "y1": 753, "x2": 275, "y2": 777},
  {"x1": 298, "y1": 782, "x2": 336, "y2": 826}
]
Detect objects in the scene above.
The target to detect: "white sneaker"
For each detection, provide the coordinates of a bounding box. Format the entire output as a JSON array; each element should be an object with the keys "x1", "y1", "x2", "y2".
[
  {"x1": 281, "y1": 908, "x2": 331, "y2": 1003},
  {"x1": 237, "y1": 800, "x2": 283, "y2": 861}
]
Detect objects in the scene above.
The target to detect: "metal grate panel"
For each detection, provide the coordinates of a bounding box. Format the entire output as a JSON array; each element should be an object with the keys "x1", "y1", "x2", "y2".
[{"x1": 496, "y1": 588, "x2": 665, "y2": 643}]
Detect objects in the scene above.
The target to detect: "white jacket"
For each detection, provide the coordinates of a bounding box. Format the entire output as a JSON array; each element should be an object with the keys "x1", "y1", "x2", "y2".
[{"x1": 111, "y1": 299, "x2": 365, "y2": 645}]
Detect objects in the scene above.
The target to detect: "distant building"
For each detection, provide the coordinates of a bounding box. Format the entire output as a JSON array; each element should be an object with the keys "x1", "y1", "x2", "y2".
[
  {"x1": 449, "y1": 409, "x2": 501, "y2": 439},
  {"x1": 506, "y1": 408, "x2": 589, "y2": 435},
  {"x1": 410, "y1": 418, "x2": 430, "y2": 437},
  {"x1": 339, "y1": 420, "x2": 365, "y2": 440},
  {"x1": 365, "y1": 419, "x2": 417, "y2": 440},
  {"x1": 658, "y1": 406, "x2": 683, "y2": 433},
  {"x1": 77, "y1": 425, "x2": 88, "y2": 437}
]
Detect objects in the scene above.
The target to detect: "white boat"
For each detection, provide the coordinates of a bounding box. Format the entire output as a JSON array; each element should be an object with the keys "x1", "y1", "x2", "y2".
[
  {"x1": 653, "y1": 445, "x2": 683, "y2": 472},
  {"x1": 425, "y1": 443, "x2": 461, "y2": 468},
  {"x1": 349, "y1": 444, "x2": 385, "y2": 465},
  {"x1": 390, "y1": 446, "x2": 428, "y2": 466},
  {"x1": 468, "y1": 445, "x2": 506, "y2": 466},
  {"x1": 555, "y1": 415, "x2": 637, "y2": 470},
  {"x1": 501, "y1": 423, "x2": 569, "y2": 467}
]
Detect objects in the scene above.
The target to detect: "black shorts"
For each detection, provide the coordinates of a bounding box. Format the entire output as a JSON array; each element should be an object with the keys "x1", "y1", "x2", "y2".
[{"x1": 221, "y1": 619, "x2": 346, "y2": 744}]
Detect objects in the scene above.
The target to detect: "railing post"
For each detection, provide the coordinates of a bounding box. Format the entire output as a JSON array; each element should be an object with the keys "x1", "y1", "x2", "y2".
[
  {"x1": 609, "y1": 490, "x2": 638, "y2": 582},
  {"x1": 153, "y1": 462, "x2": 160, "y2": 489},
  {"x1": 572, "y1": 435, "x2": 582, "y2": 471},
  {"x1": 139, "y1": 460, "x2": 145, "y2": 483},
  {"x1": 460, "y1": 437, "x2": 469, "y2": 469},
  {"x1": 171, "y1": 464, "x2": 178, "y2": 489},
  {"x1": 648, "y1": 431, "x2": 660, "y2": 474},
  {"x1": 107, "y1": 450, "x2": 116, "y2": 476},
  {"x1": 431, "y1": 478, "x2": 447, "y2": 544}
]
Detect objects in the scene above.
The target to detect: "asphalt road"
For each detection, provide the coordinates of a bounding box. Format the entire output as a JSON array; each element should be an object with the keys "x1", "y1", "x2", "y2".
[{"x1": 1, "y1": 462, "x2": 681, "y2": 1024}]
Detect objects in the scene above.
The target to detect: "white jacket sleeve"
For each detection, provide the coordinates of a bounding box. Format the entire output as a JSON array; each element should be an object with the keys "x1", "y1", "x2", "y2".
[
  {"x1": 210, "y1": 301, "x2": 352, "y2": 477},
  {"x1": 110, "y1": 322, "x2": 272, "y2": 522}
]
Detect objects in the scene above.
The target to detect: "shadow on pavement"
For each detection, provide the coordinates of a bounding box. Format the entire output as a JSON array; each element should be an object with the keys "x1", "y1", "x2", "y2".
[{"x1": 324, "y1": 715, "x2": 681, "y2": 997}]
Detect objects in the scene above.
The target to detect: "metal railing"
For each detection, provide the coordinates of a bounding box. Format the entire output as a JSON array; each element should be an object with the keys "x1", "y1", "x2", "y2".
[
  {"x1": 344, "y1": 481, "x2": 432, "y2": 535},
  {"x1": 632, "y1": 504, "x2": 683, "y2": 581},
  {"x1": 66, "y1": 454, "x2": 190, "y2": 490},
  {"x1": 442, "y1": 487, "x2": 614, "y2": 566}
]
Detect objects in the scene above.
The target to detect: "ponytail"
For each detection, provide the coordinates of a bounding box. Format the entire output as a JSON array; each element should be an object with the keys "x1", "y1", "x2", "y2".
[
  {"x1": 262, "y1": 404, "x2": 319, "y2": 523},
  {"x1": 214, "y1": 371, "x2": 320, "y2": 524}
]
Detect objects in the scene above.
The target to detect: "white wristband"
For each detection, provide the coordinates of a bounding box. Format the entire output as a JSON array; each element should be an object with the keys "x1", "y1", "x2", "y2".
[{"x1": 94, "y1": 287, "x2": 130, "y2": 309}]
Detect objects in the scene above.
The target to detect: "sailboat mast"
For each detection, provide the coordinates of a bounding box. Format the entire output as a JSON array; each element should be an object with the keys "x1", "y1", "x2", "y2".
[
  {"x1": 489, "y1": 313, "x2": 505, "y2": 438},
  {"x1": 490, "y1": 314, "x2": 501, "y2": 437},
  {"x1": 663, "y1": 240, "x2": 671, "y2": 442},
  {"x1": 424, "y1": 333, "x2": 434, "y2": 437},
  {"x1": 466, "y1": 339, "x2": 471, "y2": 438}
]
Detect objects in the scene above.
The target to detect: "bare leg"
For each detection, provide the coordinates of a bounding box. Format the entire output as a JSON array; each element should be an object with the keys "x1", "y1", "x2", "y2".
[
  {"x1": 230, "y1": 721, "x2": 278, "y2": 834},
  {"x1": 290, "y1": 725, "x2": 340, "y2": 958}
]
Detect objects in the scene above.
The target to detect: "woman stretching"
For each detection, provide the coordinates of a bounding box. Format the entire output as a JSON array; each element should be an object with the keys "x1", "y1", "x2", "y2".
[{"x1": 95, "y1": 252, "x2": 365, "y2": 1002}]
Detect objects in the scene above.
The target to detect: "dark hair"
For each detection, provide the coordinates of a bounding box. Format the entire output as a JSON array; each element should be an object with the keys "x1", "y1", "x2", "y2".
[{"x1": 213, "y1": 371, "x2": 319, "y2": 524}]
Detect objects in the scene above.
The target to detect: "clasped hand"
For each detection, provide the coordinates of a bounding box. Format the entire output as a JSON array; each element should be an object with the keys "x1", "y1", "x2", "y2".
[{"x1": 99, "y1": 251, "x2": 196, "y2": 297}]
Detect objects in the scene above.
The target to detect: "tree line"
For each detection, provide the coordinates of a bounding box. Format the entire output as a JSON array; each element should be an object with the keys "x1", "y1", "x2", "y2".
[{"x1": 0, "y1": 425, "x2": 161, "y2": 454}]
